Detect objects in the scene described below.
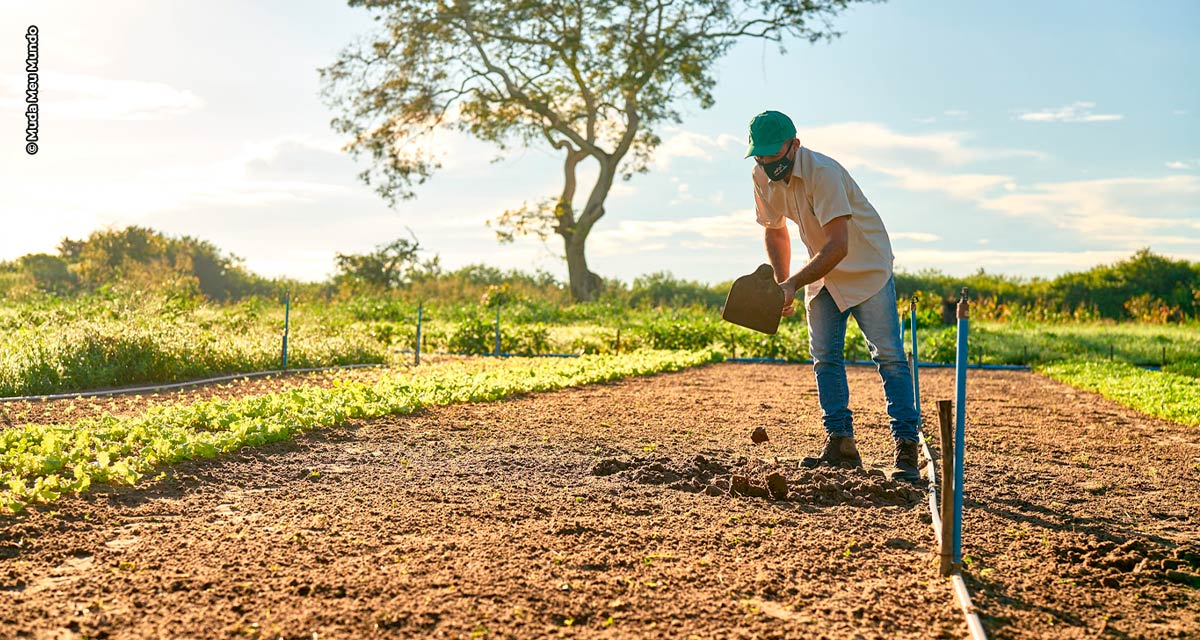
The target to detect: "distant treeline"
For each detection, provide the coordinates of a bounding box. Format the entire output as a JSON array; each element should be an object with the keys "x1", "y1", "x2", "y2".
[{"x1": 1, "y1": 226, "x2": 1197, "y2": 323}]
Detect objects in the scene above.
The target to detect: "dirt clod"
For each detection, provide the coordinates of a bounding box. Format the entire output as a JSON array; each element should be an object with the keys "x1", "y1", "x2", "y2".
[
  {"x1": 766, "y1": 472, "x2": 788, "y2": 500},
  {"x1": 730, "y1": 474, "x2": 750, "y2": 496},
  {"x1": 751, "y1": 427, "x2": 769, "y2": 444}
]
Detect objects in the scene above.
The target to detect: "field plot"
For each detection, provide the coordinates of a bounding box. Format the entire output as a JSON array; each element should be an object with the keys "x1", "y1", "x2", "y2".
[{"x1": 1, "y1": 364, "x2": 1197, "y2": 639}]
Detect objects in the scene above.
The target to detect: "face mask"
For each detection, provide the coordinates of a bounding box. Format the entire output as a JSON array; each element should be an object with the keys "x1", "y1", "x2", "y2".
[{"x1": 759, "y1": 141, "x2": 795, "y2": 181}]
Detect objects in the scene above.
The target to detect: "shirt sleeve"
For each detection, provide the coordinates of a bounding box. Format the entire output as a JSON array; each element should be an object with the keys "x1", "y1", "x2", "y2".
[
  {"x1": 811, "y1": 167, "x2": 853, "y2": 226},
  {"x1": 753, "y1": 172, "x2": 787, "y2": 229}
]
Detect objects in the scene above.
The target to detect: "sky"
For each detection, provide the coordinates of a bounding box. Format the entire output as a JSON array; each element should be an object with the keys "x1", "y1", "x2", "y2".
[{"x1": 2, "y1": 0, "x2": 1197, "y2": 285}]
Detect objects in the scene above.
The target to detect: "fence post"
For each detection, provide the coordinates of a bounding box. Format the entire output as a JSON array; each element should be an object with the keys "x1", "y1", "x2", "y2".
[
  {"x1": 280, "y1": 291, "x2": 290, "y2": 370},
  {"x1": 938, "y1": 399, "x2": 955, "y2": 577},
  {"x1": 415, "y1": 304, "x2": 423, "y2": 366},
  {"x1": 952, "y1": 287, "x2": 969, "y2": 569},
  {"x1": 910, "y1": 297, "x2": 922, "y2": 426}
]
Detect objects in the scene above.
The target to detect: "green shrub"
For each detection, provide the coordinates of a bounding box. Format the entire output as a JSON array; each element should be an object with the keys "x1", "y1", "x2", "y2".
[{"x1": 448, "y1": 314, "x2": 499, "y2": 354}]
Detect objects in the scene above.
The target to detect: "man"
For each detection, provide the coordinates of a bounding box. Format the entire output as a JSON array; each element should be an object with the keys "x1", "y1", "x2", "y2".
[{"x1": 746, "y1": 110, "x2": 921, "y2": 482}]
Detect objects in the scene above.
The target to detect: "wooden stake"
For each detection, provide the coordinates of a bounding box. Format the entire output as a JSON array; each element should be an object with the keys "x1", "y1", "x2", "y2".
[{"x1": 938, "y1": 399, "x2": 955, "y2": 577}]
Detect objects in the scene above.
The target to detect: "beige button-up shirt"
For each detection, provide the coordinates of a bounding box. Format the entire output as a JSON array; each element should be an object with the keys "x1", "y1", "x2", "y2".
[{"x1": 753, "y1": 145, "x2": 894, "y2": 312}]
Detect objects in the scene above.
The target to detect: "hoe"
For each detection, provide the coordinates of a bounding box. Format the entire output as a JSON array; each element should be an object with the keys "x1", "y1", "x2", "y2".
[{"x1": 722, "y1": 263, "x2": 785, "y2": 335}]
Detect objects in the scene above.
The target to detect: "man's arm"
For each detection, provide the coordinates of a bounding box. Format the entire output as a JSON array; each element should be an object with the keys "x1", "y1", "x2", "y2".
[
  {"x1": 778, "y1": 216, "x2": 850, "y2": 314},
  {"x1": 787, "y1": 215, "x2": 849, "y2": 288},
  {"x1": 764, "y1": 225, "x2": 790, "y2": 283}
]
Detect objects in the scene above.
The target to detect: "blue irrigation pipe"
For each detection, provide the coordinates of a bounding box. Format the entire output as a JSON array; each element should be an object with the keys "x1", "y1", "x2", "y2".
[
  {"x1": 281, "y1": 291, "x2": 290, "y2": 370},
  {"x1": 494, "y1": 307, "x2": 501, "y2": 356},
  {"x1": 726, "y1": 357, "x2": 806, "y2": 364},
  {"x1": 952, "y1": 288, "x2": 969, "y2": 567},
  {"x1": 919, "y1": 362, "x2": 1029, "y2": 371},
  {"x1": 725, "y1": 357, "x2": 1029, "y2": 370},
  {"x1": 415, "y1": 304, "x2": 423, "y2": 366},
  {"x1": 910, "y1": 298, "x2": 922, "y2": 426},
  {"x1": 495, "y1": 352, "x2": 580, "y2": 358}
]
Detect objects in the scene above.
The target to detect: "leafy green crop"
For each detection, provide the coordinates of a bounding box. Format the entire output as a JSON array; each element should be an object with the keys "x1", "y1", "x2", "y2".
[
  {"x1": 4, "y1": 287, "x2": 1197, "y2": 398},
  {"x1": 0, "y1": 350, "x2": 719, "y2": 513},
  {"x1": 1040, "y1": 362, "x2": 1200, "y2": 427}
]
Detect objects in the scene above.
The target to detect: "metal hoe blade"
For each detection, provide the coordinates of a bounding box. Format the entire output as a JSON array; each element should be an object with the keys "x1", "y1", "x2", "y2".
[{"x1": 722, "y1": 264, "x2": 785, "y2": 335}]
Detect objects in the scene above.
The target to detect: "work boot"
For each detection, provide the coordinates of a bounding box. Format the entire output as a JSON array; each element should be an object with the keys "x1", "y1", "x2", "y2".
[
  {"x1": 800, "y1": 434, "x2": 862, "y2": 469},
  {"x1": 891, "y1": 439, "x2": 921, "y2": 482}
]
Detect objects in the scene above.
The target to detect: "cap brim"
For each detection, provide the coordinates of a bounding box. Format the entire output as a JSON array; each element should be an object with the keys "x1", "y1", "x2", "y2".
[{"x1": 744, "y1": 139, "x2": 786, "y2": 159}]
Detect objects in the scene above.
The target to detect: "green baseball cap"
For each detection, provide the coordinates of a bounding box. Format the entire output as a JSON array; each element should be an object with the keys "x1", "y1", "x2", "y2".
[{"x1": 745, "y1": 110, "x2": 797, "y2": 158}]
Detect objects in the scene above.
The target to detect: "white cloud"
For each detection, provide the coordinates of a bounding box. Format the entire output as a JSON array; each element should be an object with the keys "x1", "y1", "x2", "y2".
[
  {"x1": 871, "y1": 166, "x2": 1011, "y2": 201},
  {"x1": 1017, "y1": 101, "x2": 1122, "y2": 123},
  {"x1": 1132, "y1": 234, "x2": 1200, "y2": 247},
  {"x1": 943, "y1": 109, "x2": 968, "y2": 119},
  {"x1": 669, "y1": 181, "x2": 726, "y2": 207},
  {"x1": 1166, "y1": 160, "x2": 1193, "y2": 170},
  {"x1": 647, "y1": 122, "x2": 1042, "y2": 204},
  {"x1": 652, "y1": 128, "x2": 741, "y2": 169},
  {"x1": 802, "y1": 122, "x2": 983, "y2": 165},
  {"x1": 892, "y1": 232, "x2": 941, "y2": 242},
  {"x1": 590, "y1": 210, "x2": 760, "y2": 257},
  {"x1": 0, "y1": 72, "x2": 204, "y2": 121},
  {"x1": 1172, "y1": 109, "x2": 1189, "y2": 116},
  {"x1": 801, "y1": 122, "x2": 1044, "y2": 166},
  {"x1": 980, "y1": 175, "x2": 1200, "y2": 241},
  {"x1": 792, "y1": 122, "x2": 1039, "y2": 201},
  {"x1": 2, "y1": 135, "x2": 366, "y2": 258}
]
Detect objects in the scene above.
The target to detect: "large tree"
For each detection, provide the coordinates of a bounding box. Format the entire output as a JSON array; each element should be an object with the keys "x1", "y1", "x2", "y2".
[{"x1": 321, "y1": 0, "x2": 868, "y2": 301}]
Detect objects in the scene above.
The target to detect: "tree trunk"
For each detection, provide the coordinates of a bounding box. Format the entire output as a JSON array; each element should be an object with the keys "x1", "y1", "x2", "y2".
[
  {"x1": 558, "y1": 154, "x2": 616, "y2": 303},
  {"x1": 564, "y1": 234, "x2": 598, "y2": 302}
]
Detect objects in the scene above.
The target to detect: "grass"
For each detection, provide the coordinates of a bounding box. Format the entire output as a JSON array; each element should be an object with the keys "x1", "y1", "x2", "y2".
[
  {"x1": 912, "y1": 321, "x2": 1200, "y2": 368},
  {"x1": 3, "y1": 289, "x2": 1197, "y2": 399},
  {"x1": 0, "y1": 349, "x2": 719, "y2": 513},
  {"x1": 0, "y1": 291, "x2": 805, "y2": 397},
  {"x1": 1040, "y1": 362, "x2": 1200, "y2": 427},
  {"x1": 0, "y1": 295, "x2": 389, "y2": 397}
]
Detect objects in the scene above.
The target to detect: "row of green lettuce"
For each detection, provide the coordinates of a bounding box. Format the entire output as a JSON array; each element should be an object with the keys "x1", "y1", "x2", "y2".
[
  {"x1": 0, "y1": 349, "x2": 720, "y2": 513},
  {"x1": 1039, "y1": 362, "x2": 1200, "y2": 427}
]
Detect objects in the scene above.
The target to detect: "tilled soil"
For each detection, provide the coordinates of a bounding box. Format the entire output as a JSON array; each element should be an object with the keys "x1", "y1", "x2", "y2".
[
  {"x1": 1, "y1": 363, "x2": 1197, "y2": 639},
  {"x1": 920, "y1": 369, "x2": 1200, "y2": 639}
]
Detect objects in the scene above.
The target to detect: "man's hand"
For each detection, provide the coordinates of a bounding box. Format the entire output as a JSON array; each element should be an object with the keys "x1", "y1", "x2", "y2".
[{"x1": 779, "y1": 280, "x2": 797, "y2": 316}]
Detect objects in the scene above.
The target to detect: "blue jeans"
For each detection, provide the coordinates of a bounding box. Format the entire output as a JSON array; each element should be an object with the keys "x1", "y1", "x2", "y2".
[{"x1": 806, "y1": 276, "x2": 919, "y2": 442}]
